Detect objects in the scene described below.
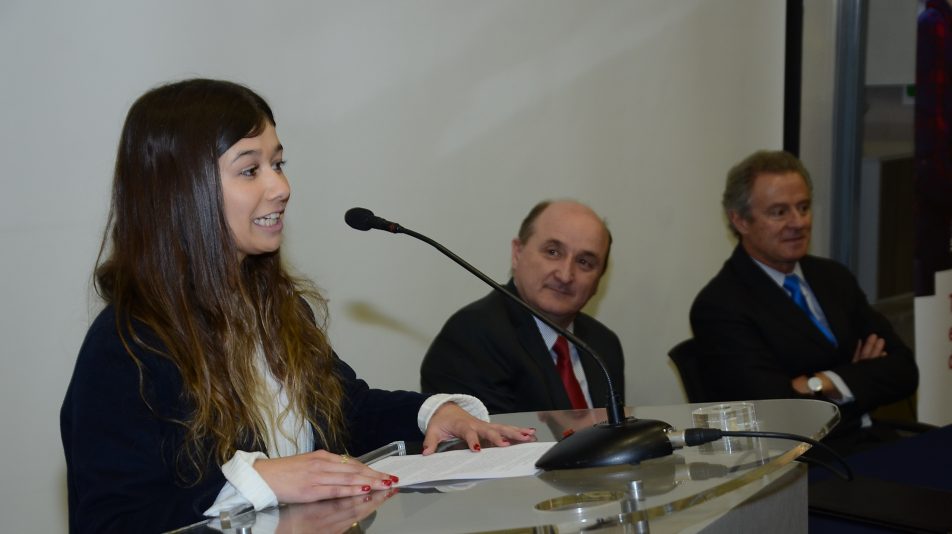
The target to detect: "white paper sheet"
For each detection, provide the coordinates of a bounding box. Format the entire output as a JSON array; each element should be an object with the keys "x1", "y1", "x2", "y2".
[{"x1": 370, "y1": 442, "x2": 556, "y2": 487}]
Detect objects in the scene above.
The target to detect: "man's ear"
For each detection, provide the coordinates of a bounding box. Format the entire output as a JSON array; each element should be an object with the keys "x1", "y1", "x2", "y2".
[
  {"x1": 728, "y1": 211, "x2": 749, "y2": 237},
  {"x1": 511, "y1": 238, "x2": 523, "y2": 271}
]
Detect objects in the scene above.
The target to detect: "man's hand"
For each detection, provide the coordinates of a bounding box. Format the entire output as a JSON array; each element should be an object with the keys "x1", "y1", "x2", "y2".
[{"x1": 852, "y1": 334, "x2": 887, "y2": 363}]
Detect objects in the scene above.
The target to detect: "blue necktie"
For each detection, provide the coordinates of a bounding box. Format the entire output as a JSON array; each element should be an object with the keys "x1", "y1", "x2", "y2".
[{"x1": 782, "y1": 274, "x2": 837, "y2": 346}]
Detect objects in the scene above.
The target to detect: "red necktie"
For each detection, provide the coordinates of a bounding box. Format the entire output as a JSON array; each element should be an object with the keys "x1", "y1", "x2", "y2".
[{"x1": 554, "y1": 335, "x2": 588, "y2": 409}]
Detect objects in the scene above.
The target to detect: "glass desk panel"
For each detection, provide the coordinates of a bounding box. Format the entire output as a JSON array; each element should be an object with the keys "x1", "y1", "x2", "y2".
[{"x1": 175, "y1": 398, "x2": 838, "y2": 534}]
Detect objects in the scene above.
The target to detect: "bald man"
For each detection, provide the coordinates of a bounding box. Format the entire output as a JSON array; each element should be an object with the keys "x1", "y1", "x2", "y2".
[{"x1": 420, "y1": 200, "x2": 625, "y2": 414}]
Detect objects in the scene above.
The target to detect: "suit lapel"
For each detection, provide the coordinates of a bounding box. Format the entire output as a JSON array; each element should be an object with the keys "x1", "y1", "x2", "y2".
[
  {"x1": 573, "y1": 319, "x2": 609, "y2": 408},
  {"x1": 503, "y1": 280, "x2": 573, "y2": 409},
  {"x1": 800, "y1": 257, "x2": 846, "y2": 349}
]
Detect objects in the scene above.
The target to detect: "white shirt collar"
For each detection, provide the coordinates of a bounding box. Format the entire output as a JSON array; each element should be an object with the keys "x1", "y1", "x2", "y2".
[
  {"x1": 750, "y1": 257, "x2": 805, "y2": 289},
  {"x1": 532, "y1": 316, "x2": 574, "y2": 350}
]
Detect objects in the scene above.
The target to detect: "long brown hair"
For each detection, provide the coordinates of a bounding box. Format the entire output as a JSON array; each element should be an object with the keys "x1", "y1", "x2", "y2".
[{"x1": 95, "y1": 79, "x2": 345, "y2": 481}]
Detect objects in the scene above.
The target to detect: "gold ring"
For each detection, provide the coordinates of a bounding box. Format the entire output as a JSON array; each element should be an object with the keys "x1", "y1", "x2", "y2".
[{"x1": 340, "y1": 454, "x2": 349, "y2": 464}]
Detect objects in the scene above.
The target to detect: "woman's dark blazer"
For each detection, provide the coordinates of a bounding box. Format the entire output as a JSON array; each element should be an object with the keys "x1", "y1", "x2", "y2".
[{"x1": 61, "y1": 305, "x2": 426, "y2": 534}]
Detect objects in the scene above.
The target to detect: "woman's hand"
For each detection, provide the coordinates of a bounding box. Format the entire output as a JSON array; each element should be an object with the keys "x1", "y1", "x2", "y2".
[
  {"x1": 422, "y1": 402, "x2": 536, "y2": 454},
  {"x1": 254, "y1": 450, "x2": 398, "y2": 503}
]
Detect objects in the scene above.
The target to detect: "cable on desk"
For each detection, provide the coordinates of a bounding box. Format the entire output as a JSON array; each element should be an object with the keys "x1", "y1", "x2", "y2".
[{"x1": 675, "y1": 428, "x2": 853, "y2": 481}]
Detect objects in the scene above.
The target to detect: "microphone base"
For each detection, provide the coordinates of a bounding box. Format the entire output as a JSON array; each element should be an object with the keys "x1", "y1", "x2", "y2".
[{"x1": 535, "y1": 417, "x2": 674, "y2": 470}]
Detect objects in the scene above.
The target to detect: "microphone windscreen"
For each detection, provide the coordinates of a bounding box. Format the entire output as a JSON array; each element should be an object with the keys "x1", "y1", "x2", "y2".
[{"x1": 345, "y1": 207, "x2": 375, "y2": 231}]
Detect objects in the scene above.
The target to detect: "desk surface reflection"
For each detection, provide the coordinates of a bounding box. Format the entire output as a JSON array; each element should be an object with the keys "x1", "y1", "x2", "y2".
[{"x1": 175, "y1": 399, "x2": 838, "y2": 534}]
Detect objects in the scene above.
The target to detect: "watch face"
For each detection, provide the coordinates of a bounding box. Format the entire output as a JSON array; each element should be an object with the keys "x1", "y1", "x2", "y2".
[{"x1": 807, "y1": 377, "x2": 823, "y2": 393}]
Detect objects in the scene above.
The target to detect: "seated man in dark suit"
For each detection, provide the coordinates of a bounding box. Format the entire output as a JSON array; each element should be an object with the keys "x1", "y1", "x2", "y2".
[
  {"x1": 421, "y1": 200, "x2": 624, "y2": 414},
  {"x1": 690, "y1": 150, "x2": 919, "y2": 452}
]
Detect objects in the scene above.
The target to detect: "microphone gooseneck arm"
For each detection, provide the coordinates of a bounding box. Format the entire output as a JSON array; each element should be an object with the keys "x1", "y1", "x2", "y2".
[
  {"x1": 346, "y1": 207, "x2": 678, "y2": 469},
  {"x1": 343, "y1": 207, "x2": 625, "y2": 426}
]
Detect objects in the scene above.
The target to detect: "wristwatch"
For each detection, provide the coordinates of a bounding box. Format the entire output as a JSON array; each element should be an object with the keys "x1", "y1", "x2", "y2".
[{"x1": 807, "y1": 375, "x2": 824, "y2": 396}]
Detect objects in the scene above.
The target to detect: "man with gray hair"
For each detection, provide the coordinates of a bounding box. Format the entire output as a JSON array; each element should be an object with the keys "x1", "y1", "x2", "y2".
[{"x1": 690, "y1": 150, "x2": 918, "y2": 452}]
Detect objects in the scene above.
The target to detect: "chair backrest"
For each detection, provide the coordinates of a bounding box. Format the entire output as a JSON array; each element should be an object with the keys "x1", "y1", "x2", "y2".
[{"x1": 668, "y1": 338, "x2": 707, "y2": 403}]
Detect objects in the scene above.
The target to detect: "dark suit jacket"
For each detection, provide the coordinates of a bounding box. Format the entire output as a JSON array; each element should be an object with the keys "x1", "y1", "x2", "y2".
[
  {"x1": 689, "y1": 245, "x2": 918, "y2": 430},
  {"x1": 61, "y1": 305, "x2": 426, "y2": 534},
  {"x1": 420, "y1": 280, "x2": 624, "y2": 414}
]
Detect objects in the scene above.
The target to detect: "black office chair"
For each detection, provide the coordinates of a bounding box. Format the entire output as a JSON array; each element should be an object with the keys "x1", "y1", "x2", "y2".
[{"x1": 668, "y1": 338, "x2": 708, "y2": 403}]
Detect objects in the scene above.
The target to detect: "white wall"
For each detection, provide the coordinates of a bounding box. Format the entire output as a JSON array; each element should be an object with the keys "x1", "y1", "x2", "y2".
[
  {"x1": 0, "y1": 1, "x2": 788, "y2": 531},
  {"x1": 800, "y1": 0, "x2": 839, "y2": 257}
]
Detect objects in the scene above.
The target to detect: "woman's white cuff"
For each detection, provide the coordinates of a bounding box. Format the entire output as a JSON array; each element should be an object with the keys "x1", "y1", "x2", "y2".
[
  {"x1": 212, "y1": 451, "x2": 278, "y2": 513},
  {"x1": 418, "y1": 393, "x2": 490, "y2": 431}
]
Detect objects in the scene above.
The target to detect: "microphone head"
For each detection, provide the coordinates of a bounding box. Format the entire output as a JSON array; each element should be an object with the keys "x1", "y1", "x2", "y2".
[{"x1": 345, "y1": 207, "x2": 375, "y2": 231}]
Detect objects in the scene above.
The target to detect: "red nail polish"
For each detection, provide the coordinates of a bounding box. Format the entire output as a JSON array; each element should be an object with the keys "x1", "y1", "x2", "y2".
[
  {"x1": 473, "y1": 444, "x2": 481, "y2": 451},
  {"x1": 383, "y1": 479, "x2": 392, "y2": 487},
  {"x1": 562, "y1": 428, "x2": 575, "y2": 438},
  {"x1": 390, "y1": 475, "x2": 399, "y2": 483},
  {"x1": 362, "y1": 485, "x2": 371, "y2": 492}
]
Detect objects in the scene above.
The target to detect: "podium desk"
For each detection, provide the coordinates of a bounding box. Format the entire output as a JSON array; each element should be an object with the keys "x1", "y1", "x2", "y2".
[{"x1": 179, "y1": 399, "x2": 839, "y2": 534}]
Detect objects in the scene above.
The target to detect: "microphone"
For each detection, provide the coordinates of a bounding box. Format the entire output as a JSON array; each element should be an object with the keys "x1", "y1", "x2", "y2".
[
  {"x1": 344, "y1": 207, "x2": 675, "y2": 469},
  {"x1": 344, "y1": 207, "x2": 402, "y2": 233}
]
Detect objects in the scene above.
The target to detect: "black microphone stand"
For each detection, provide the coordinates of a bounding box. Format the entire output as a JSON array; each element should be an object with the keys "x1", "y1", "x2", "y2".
[{"x1": 347, "y1": 208, "x2": 675, "y2": 469}]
